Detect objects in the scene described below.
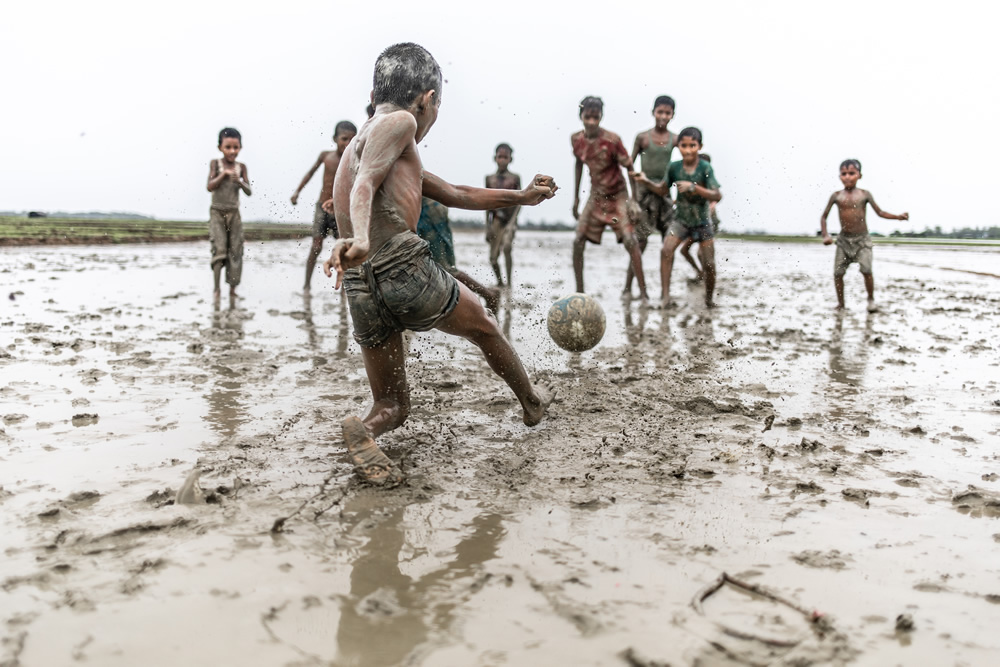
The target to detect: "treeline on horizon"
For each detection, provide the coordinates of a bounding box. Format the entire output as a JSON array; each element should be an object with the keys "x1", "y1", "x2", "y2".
[{"x1": 887, "y1": 226, "x2": 1000, "y2": 240}]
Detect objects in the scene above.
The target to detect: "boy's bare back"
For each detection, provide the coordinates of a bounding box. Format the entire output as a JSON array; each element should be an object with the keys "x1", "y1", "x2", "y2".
[{"x1": 332, "y1": 110, "x2": 423, "y2": 260}]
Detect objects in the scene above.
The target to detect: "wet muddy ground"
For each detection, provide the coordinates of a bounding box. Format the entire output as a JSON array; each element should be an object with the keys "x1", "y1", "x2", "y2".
[{"x1": 2, "y1": 232, "x2": 999, "y2": 666}]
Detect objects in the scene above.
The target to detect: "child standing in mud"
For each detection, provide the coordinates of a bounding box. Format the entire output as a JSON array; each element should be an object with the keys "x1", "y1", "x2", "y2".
[
  {"x1": 323, "y1": 43, "x2": 555, "y2": 486},
  {"x1": 677, "y1": 153, "x2": 721, "y2": 281},
  {"x1": 820, "y1": 159, "x2": 908, "y2": 312},
  {"x1": 290, "y1": 121, "x2": 358, "y2": 293},
  {"x1": 626, "y1": 95, "x2": 677, "y2": 298},
  {"x1": 418, "y1": 197, "x2": 501, "y2": 313},
  {"x1": 634, "y1": 127, "x2": 722, "y2": 308},
  {"x1": 571, "y1": 96, "x2": 649, "y2": 303},
  {"x1": 484, "y1": 143, "x2": 521, "y2": 287},
  {"x1": 206, "y1": 127, "x2": 251, "y2": 302}
]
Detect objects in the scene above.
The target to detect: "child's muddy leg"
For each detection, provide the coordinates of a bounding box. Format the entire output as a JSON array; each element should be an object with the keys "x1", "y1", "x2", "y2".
[
  {"x1": 359, "y1": 332, "x2": 410, "y2": 438},
  {"x1": 698, "y1": 239, "x2": 716, "y2": 306},
  {"x1": 834, "y1": 274, "x2": 846, "y2": 309},
  {"x1": 573, "y1": 236, "x2": 586, "y2": 293},
  {"x1": 436, "y1": 284, "x2": 554, "y2": 426},
  {"x1": 624, "y1": 236, "x2": 648, "y2": 293}
]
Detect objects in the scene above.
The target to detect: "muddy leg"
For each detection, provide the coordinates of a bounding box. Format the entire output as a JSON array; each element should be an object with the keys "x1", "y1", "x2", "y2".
[
  {"x1": 436, "y1": 284, "x2": 554, "y2": 426},
  {"x1": 573, "y1": 236, "x2": 586, "y2": 293},
  {"x1": 698, "y1": 239, "x2": 716, "y2": 307},
  {"x1": 863, "y1": 272, "x2": 877, "y2": 311},
  {"x1": 304, "y1": 236, "x2": 324, "y2": 292},
  {"x1": 681, "y1": 239, "x2": 703, "y2": 280},
  {"x1": 834, "y1": 274, "x2": 846, "y2": 309},
  {"x1": 503, "y1": 243, "x2": 513, "y2": 289},
  {"x1": 452, "y1": 268, "x2": 501, "y2": 313},
  {"x1": 623, "y1": 232, "x2": 649, "y2": 302},
  {"x1": 624, "y1": 237, "x2": 648, "y2": 296},
  {"x1": 359, "y1": 333, "x2": 411, "y2": 438},
  {"x1": 660, "y1": 234, "x2": 683, "y2": 307}
]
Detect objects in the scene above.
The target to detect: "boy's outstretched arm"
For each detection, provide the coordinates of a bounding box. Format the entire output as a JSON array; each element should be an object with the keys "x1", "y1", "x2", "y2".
[
  {"x1": 572, "y1": 158, "x2": 583, "y2": 219},
  {"x1": 423, "y1": 172, "x2": 556, "y2": 210},
  {"x1": 291, "y1": 153, "x2": 325, "y2": 204},
  {"x1": 867, "y1": 192, "x2": 909, "y2": 221},
  {"x1": 820, "y1": 193, "x2": 837, "y2": 244},
  {"x1": 632, "y1": 172, "x2": 669, "y2": 197}
]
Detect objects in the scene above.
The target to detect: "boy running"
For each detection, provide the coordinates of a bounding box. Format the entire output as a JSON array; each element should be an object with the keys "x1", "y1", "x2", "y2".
[
  {"x1": 323, "y1": 43, "x2": 555, "y2": 485},
  {"x1": 678, "y1": 152, "x2": 720, "y2": 281},
  {"x1": 625, "y1": 95, "x2": 677, "y2": 298},
  {"x1": 820, "y1": 159, "x2": 908, "y2": 312},
  {"x1": 485, "y1": 143, "x2": 521, "y2": 287},
  {"x1": 206, "y1": 127, "x2": 251, "y2": 302},
  {"x1": 634, "y1": 127, "x2": 721, "y2": 308},
  {"x1": 290, "y1": 121, "x2": 358, "y2": 292},
  {"x1": 571, "y1": 96, "x2": 649, "y2": 303}
]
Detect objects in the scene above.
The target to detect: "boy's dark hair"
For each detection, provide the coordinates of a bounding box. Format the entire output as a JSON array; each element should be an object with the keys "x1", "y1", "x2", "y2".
[
  {"x1": 365, "y1": 103, "x2": 375, "y2": 118},
  {"x1": 218, "y1": 127, "x2": 241, "y2": 146},
  {"x1": 699, "y1": 153, "x2": 711, "y2": 163},
  {"x1": 578, "y1": 96, "x2": 604, "y2": 118},
  {"x1": 495, "y1": 143, "x2": 513, "y2": 156},
  {"x1": 334, "y1": 121, "x2": 357, "y2": 136},
  {"x1": 840, "y1": 159, "x2": 862, "y2": 173},
  {"x1": 372, "y1": 42, "x2": 443, "y2": 109},
  {"x1": 653, "y1": 95, "x2": 675, "y2": 111},
  {"x1": 678, "y1": 127, "x2": 703, "y2": 144}
]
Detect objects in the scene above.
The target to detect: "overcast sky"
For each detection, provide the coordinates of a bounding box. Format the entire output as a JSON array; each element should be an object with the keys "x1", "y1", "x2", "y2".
[{"x1": 3, "y1": 1, "x2": 998, "y2": 234}]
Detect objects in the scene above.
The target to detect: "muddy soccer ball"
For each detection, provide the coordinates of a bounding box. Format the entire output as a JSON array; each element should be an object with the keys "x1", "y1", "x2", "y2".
[{"x1": 547, "y1": 293, "x2": 606, "y2": 352}]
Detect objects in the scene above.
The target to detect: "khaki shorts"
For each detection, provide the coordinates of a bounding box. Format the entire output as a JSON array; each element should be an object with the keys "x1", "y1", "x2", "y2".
[
  {"x1": 576, "y1": 191, "x2": 634, "y2": 245},
  {"x1": 666, "y1": 220, "x2": 714, "y2": 243},
  {"x1": 343, "y1": 231, "x2": 460, "y2": 348},
  {"x1": 636, "y1": 185, "x2": 674, "y2": 242},
  {"x1": 312, "y1": 201, "x2": 338, "y2": 238},
  {"x1": 834, "y1": 233, "x2": 873, "y2": 276}
]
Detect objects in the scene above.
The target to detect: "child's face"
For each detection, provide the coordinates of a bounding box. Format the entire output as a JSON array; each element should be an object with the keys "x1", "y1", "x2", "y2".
[
  {"x1": 653, "y1": 104, "x2": 674, "y2": 130},
  {"x1": 219, "y1": 137, "x2": 241, "y2": 162},
  {"x1": 335, "y1": 131, "x2": 355, "y2": 154},
  {"x1": 839, "y1": 166, "x2": 861, "y2": 188},
  {"x1": 581, "y1": 109, "x2": 602, "y2": 134},
  {"x1": 494, "y1": 148, "x2": 512, "y2": 170},
  {"x1": 677, "y1": 136, "x2": 701, "y2": 162}
]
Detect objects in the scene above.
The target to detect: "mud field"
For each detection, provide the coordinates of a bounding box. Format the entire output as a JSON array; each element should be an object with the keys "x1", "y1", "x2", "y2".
[{"x1": 2, "y1": 231, "x2": 999, "y2": 666}]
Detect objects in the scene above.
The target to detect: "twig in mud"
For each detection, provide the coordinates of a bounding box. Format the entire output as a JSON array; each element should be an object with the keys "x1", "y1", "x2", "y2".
[
  {"x1": 691, "y1": 572, "x2": 834, "y2": 647},
  {"x1": 270, "y1": 469, "x2": 346, "y2": 533}
]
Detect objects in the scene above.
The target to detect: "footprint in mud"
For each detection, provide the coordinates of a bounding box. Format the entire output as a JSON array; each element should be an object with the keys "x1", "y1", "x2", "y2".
[
  {"x1": 951, "y1": 486, "x2": 1000, "y2": 518},
  {"x1": 791, "y1": 549, "x2": 852, "y2": 570}
]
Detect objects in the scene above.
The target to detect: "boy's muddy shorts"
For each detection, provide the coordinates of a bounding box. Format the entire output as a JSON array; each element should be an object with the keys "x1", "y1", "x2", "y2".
[
  {"x1": 636, "y1": 185, "x2": 674, "y2": 242},
  {"x1": 312, "y1": 201, "x2": 338, "y2": 238},
  {"x1": 343, "y1": 231, "x2": 461, "y2": 348},
  {"x1": 666, "y1": 220, "x2": 714, "y2": 243},
  {"x1": 576, "y1": 191, "x2": 635, "y2": 245},
  {"x1": 834, "y1": 233, "x2": 873, "y2": 276}
]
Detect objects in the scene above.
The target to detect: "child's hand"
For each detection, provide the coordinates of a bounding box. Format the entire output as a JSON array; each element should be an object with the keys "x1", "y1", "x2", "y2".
[
  {"x1": 521, "y1": 174, "x2": 558, "y2": 205},
  {"x1": 631, "y1": 171, "x2": 649, "y2": 185},
  {"x1": 290, "y1": 193, "x2": 299, "y2": 205},
  {"x1": 626, "y1": 198, "x2": 642, "y2": 221},
  {"x1": 676, "y1": 180, "x2": 694, "y2": 194},
  {"x1": 822, "y1": 234, "x2": 834, "y2": 245},
  {"x1": 321, "y1": 198, "x2": 335, "y2": 214},
  {"x1": 323, "y1": 238, "x2": 370, "y2": 289},
  {"x1": 899, "y1": 212, "x2": 909, "y2": 220}
]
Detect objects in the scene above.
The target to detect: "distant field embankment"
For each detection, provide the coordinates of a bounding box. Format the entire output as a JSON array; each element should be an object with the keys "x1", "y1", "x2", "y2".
[{"x1": 0, "y1": 217, "x2": 311, "y2": 246}]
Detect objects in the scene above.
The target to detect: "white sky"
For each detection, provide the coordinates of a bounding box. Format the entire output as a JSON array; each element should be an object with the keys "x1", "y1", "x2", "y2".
[{"x1": 2, "y1": 0, "x2": 998, "y2": 234}]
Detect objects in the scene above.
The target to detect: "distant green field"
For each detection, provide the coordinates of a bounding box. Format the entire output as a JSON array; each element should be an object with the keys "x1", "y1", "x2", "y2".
[{"x1": 0, "y1": 217, "x2": 311, "y2": 246}]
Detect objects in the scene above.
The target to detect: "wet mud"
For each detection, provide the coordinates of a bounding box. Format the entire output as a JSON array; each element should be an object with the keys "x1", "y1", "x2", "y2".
[{"x1": 2, "y1": 233, "x2": 999, "y2": 665}]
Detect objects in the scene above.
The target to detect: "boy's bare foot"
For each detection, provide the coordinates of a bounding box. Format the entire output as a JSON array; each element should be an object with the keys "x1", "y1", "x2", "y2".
[
  {"x1": 230, "y1": 289, "x2": 239, "y2": 300},
  {"x1": 213, "y1": 289, "x2": 221, "y2": 301},
  {"x1": 867, "y1": 299, "x2": 879, "y2": 313},
  {"x1": 620, "y1": 290, "x2": 632, "y2": 304},
  {"x1": 834, "y1": 304, "x2": 845, "y2": 311},
  {"x1": 342, "y1": 416, "x2": 404, "y2": 486},
  {"x1": 705, "y1": 299, "x2": 716, "y2": 308},
  {"x1": 302, "y1": 285, "x2": 311, "y2": 295},
  {"x1": 523, "y1": 383, "x2": 555, "y2": 427},
  {"x1": 637, "y1": 293, "x2": 650, "y2": 308},
  {"x1": 485, "y1": 287, "x2": 502, "y2": 314},
  {"x1": 659, "y1": 298, "x2": 676, "y2": 310}
]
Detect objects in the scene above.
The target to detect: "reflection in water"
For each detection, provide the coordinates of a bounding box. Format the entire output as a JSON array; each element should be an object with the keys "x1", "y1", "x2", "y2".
[
  {"x1": 826, "y1": 312, "x2": 873, "y2": 419},
  {"x1": 203, "y1": 301, "x2": 248, "y2": 437},
  {"x1": 334, "y1": 505, "x2": 506, "y2": 666},
  {"x1": 675, "y1": 312, "x2": 717, "y2": 377}
]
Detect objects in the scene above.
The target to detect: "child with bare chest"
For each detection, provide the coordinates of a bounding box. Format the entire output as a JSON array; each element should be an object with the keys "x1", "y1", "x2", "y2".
[
  {"x1": 820, "y1": 159, "x2": 909, "y2": 312},
  {"x1": 322, "y1": 43, "x2": 556, "y2": 485}
]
